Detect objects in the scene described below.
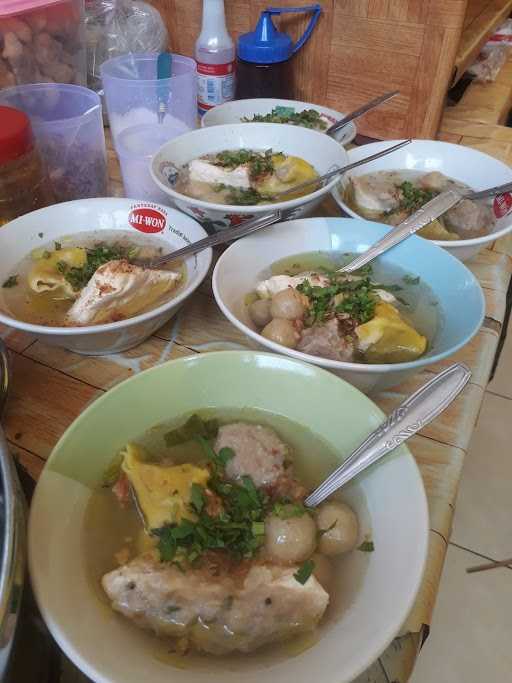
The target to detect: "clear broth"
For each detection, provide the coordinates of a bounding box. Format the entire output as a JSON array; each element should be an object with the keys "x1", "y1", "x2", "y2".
[
  {"x1": 242, "y1": 251, "x2": 440, "y2": 363},
  {"x1": 82, "y1": 408, "x2": 371, "y2": 669},
  {"x1": 1, "y1": 230, "x2": 186, "y2": 327}
]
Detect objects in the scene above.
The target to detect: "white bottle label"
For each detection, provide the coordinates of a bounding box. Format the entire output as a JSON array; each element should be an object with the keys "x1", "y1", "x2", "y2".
[{"x1": 197, "y1": 62, "x2": 235, "y2": 112}]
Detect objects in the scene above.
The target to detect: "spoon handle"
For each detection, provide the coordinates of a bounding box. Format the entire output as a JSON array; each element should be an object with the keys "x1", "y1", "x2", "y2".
[
  {"x1": 339, "y1": 190, "x2": 461, "y2": 274},
  {"x1": 326, "y1": 90, "x2": 399, "y2": 137},
  {"x1": 304, "y1": 363, "x2": 471, "y2": 508},
  {"x1": 467, "y1": 180, "x2": 512, "y2": 200},
  {"x1": 272, "y1": 139, "x2": 412, "y2": 201},
  {"x1": 144, "y1": 210, "x2": 283, "y2": 268}
]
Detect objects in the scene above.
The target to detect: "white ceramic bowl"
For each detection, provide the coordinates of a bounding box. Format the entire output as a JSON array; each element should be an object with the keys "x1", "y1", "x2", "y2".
[
  {"x1": 331, "y1": 139, "x2": 512, "y2": 261},
  {"x1": 150, "y1": 123, "x2": 348, "y2": 232},
  {"x1": 0, "y1": 198, "x2": 212, "y2": 355},
  {"x1": 201, "y1": 98, "x2": 356, "y2": 146},
  {"x1": 29, "y1": 351, "x2": 428, "y2": 683},
  {"x1": 212, "y1": 217, "x2": 485, "y2": 393}
]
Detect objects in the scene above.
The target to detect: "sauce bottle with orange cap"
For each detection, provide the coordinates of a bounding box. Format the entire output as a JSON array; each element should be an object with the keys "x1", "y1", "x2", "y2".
[{"x1": 0, "y1": 106, "x2": 54, "y2": 227}]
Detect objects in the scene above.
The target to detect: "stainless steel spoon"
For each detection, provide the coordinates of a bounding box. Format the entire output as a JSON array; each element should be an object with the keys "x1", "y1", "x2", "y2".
[
  {"x1": 325, "y1": 90, "x2": 399, "y2": 138},
  {"x1": 142, "y1": 141, "x2": 412, "y2": 269},
  {"x1": 270, "y1": 138, "x2": 412, "y2": 202},
  {"x1": 305, "y1": 363, "x2": 471, "y2": 508},
  {"x1": 338, "y1": 180, "x2": 512, "y2": 275}
]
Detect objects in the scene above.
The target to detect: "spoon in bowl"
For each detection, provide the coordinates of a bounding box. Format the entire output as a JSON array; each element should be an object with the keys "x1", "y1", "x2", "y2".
[
  {"x1": 338, "y1": 180, "x2": 512, "y2": 275},
  {"x1": 305, "y1": 363, "x2": 471, "y2": 508},
  {"x1": 325, "y1": 90, "x2": 399, "y2": 138},
  {"x1": 142, "y1": 140, "x2": 413, "y2": 269},
  {"x1": 269, "y1": 138, "x2": 412, "y2": 203}
]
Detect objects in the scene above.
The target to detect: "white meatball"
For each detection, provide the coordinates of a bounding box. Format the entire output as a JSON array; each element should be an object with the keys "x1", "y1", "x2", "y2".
[
  {"x1": 264, "y1": 513, "x2": 317, "y2": 565},
  {"x1": 248, "y1": 299, "x2": 272, "y2": 327},
  {"x1": 311, "y1": 553, "x2": 334, "y2": 590},
  {"x1": 261, "y1": 318, "x2": 299, "y2": 348},
  {"x1": 316, "y1": 502, "x2": 359, "y2": 556},
  {"x1": 270, "y1": 288, "x2": 306, "y2": 320}
]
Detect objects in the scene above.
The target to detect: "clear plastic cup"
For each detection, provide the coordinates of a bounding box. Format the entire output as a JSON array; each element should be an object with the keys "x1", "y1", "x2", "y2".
[
  {"x1": 0, "y1": 83, "x2": 107, "y2": 203},
  {"x1": 100, "y1": 53, "x2": 197, "y2": 148},
  {"x1": 116, "y1": 123, "x2": 180, "y2": 204}
]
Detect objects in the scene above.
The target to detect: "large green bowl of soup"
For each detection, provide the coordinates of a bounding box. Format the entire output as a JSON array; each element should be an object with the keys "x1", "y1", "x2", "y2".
[{"x1": 28, "y1": 351, "x2": 428, "y2": 683}]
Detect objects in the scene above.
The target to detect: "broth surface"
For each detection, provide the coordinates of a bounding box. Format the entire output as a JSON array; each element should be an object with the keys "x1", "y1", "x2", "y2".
[
  {"x1": 1, "y1": 230, "x2": 186, "y2": 326},
  {"x1": 83, "y1": 408, "x2": 371, "y2": 668}
]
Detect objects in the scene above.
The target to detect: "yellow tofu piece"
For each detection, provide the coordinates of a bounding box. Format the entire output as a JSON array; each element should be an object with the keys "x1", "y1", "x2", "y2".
[
  {"x1": 28, "y1": 247, "x2": 87, "y2": 299},
  {"x1": 121, "y1": 444, "x2": 210, "y2": 530},
  {"x1": 355, "y1": 302, "x2": 427, "y2": 363}
]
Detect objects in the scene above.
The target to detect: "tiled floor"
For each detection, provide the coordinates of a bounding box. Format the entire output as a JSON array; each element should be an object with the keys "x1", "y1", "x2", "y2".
[{"x1": 410, "y1": 318, "x2": 512, "y2": 683}]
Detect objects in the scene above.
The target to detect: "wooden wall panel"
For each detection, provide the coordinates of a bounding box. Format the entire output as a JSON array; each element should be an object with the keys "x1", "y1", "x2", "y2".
[{"x1": 149, "y1": 0, "x2": 468, "y2": 139}]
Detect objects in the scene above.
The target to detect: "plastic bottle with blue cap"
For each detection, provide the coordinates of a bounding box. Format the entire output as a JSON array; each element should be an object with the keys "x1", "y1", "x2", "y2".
[{"x1": 235, "y1": 4, "x2": 322, "y2": 100}]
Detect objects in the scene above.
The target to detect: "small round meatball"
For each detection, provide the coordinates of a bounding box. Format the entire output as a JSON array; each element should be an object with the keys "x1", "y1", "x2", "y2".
[
  {"x1": 264, "y1": 513, "x2": 317, "y2": 564},
  {"x1": 270, "y1": 288, "x2": 306, "y2": 320},
  {"x1": 311, "y1": 552, "x2": 334, "y2": 590},
  {"x1": 248, "y1": 299, "x2": 272, "y2": 328},
  {"x1": 261, "y1": 318, "x2": 299, "y2": 348},
  {"x1": 316, "y1": 501, "x2": 359, "y2": 556}
]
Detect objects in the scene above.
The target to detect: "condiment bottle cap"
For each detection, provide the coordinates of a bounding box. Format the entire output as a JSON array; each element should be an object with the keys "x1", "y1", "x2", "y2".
[{"x1": 0, "y1": 106, "x2": 34, "y2": 165}]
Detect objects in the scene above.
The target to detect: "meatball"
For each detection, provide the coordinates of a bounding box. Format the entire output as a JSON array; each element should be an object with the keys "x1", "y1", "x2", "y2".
[
  {"x1": 270, "y1": 288, "x2": 306, "y2": 320},
  {"x1": 261, "y1": 318, "x2": 299, "y2": 348},
  {"x1": 214, "y1": 422, "x2": 287, "y2": 487},
  {"x1": 264, "y1": 513, "x2": 317, "y2": 565},
  {"x1": 248, "y1": 299, "x2": 272, "y2": 327},
  {"x1": 316, "y1": 501, "x2": 359, "y2": 556}
]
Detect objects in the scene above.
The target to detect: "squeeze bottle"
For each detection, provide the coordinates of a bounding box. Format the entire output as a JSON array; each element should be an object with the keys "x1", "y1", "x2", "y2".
[{"x1": 195, "y1": 0, "x2": 236, "y2": 116}]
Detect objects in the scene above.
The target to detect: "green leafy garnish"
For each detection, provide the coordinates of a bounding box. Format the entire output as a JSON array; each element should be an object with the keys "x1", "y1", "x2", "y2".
[
  {"x1": 358, "y1": 540, "x2": 375, "y2": 552},
  {"x1": 190, "y1": 483, "x2": 205, "y2": 514},
  {"x1": 297, "y1": 273, "x2": 379, "y2": 326},
  {"x1": 243, "y1": 107, "x2": 328, "y2": 131},
  {"x1": 62, "y1": 243, "x2": 136, "y2": 292},
  {"x1": 2, "y1": 275, "x2": 18, "y2": 288},
  {"x1": 397, "y1": 181, "x2": 438, "y2": 213},
  {"x1": 317, "y1": 520, "x2": 337, "y2": 538},
  {"x1": 272, "y1": 500, "x2": 307, "y2": 519},
  {"x1": 164, "y1": 414, "x2": 219, "y2": 447},
  {"x1": 42, "y1": 250, "x2": 51, "y2": 259},
  {"x1": 403, "y1": 274, "x2": 420, "y2": 285},
  {"x1": 294, "y1": 559, "x2": 315, "y2": 585},
  {"x1": 54, "y1": 241, "x2": 62, "y2": 251},
  {"x1": 214, "y1": 184, "x2": 273, "y2": 206},
  {"x1": 212, "y1": 148, "x2": 275, "y2": 180},
  {"x1": 154, "y1": 468, "x2": 268, "y2": 566}
]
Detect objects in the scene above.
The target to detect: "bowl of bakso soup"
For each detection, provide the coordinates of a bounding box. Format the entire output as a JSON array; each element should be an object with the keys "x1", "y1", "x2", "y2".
[
  {"x1": 201, "y1": 98, "x2": 357, "y2": 147},
  {"x1": 150, "y1": 123, "x2": 348, "y2": 232},
  {"x1": 29, "y1": 351, "x2": 428, "y2": 683},
  {"x1": 0, "y1": 198, "x2": 212, "y2": 354},
  {"x1": 213, "y1": 217, "x2": 485, "y2": 393},
  {"x1": 332, "y1": 139, "x2": 512, "y2": 261}
]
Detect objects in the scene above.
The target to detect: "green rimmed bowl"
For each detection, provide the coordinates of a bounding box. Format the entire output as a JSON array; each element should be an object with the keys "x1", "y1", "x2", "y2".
[{"x1": 28, "y1": 351, "x2": 428, "y2": 683}]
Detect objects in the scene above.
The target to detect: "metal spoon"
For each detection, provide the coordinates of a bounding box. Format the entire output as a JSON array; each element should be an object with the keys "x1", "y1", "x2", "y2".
[
  {"x1": 338, "y1": 180, "x2": 512, "y2": 275},
  {"x1": 305, "y1": 363, "x2": 471, "y2": 508},
  {"x1": 143, "y1": 141, "x2": 410, "y2": 269},
  {"x1": 268, "y1": 138, "x2": 412, "y2": 203},
  {"x1": 325, "y1": 90, "x2": 400, "y2": 138}
]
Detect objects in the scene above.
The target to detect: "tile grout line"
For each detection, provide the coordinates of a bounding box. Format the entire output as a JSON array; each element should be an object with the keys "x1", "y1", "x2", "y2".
[
  {"x1": 484, "y1": 388, "x2": 512, "y2": 402},
  {"x1": 449, "y1": 541, "x2": 512, "y2": 571}
]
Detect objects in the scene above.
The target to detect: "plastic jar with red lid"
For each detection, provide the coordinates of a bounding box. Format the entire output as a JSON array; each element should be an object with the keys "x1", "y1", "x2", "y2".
[{"x1": 0, "y1": 105, "x2": 54, "y2": 226}]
